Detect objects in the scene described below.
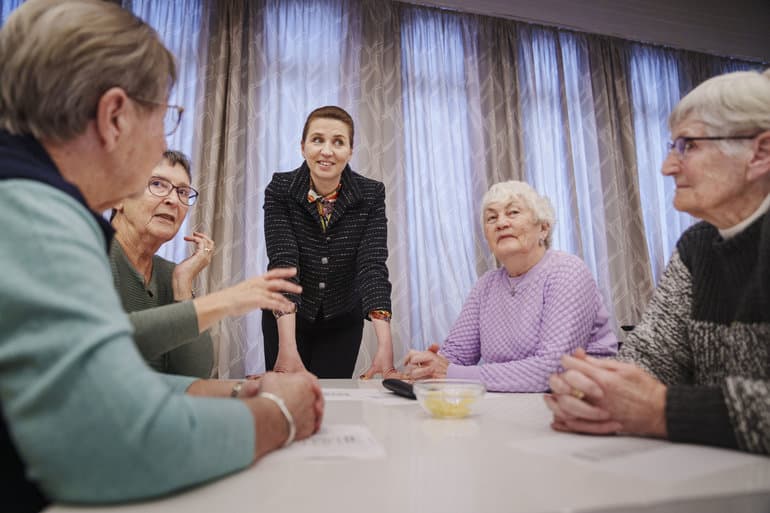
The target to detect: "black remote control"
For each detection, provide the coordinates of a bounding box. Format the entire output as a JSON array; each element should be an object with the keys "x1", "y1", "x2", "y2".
[{"x1": 382, "y1": 378, "x2": 416, "y2": 400}]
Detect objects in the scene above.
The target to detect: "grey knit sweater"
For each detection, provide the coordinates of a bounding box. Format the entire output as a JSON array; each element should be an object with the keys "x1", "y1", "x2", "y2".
[
  {"x1": 620, "y1": 212, "x2": 770, "y2": 455},
  {"x1": 109, "y1": 238, "x2": 213, "y2": 378}
]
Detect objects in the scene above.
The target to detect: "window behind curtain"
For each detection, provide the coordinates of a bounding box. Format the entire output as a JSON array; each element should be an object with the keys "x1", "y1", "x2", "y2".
[
  {"x1": 258, "y1": 0, "x2": 357, "y2": 173},
  {"x1": 517, "y1": 26, "x2": 579, "y2": 255},
  {"x1": 129, "y1": 0, "x2": 204, "y2": 263},
  {"x1": 400, "y1": 8, "x2": 480, "y2": 347},
  {"x1": 630, "y1": 45, "x2": 693, "y2": 281},
  {"x1": 0, "y1": 0, "x2": 23, "y2": 24}
]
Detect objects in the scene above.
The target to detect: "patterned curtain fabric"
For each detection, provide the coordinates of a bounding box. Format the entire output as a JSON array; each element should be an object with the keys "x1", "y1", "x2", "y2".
[
  {"x1": 0, "y1": 0, "x2": 22, "y2": 22},
  {"x1": 192, "y1": 0, "x2": 371, "y2": 376},
  {"x1": 630, "y1": 45, "x2": 694, "y2": 282},
  {"x1": 2, "y1": 0, "x2": 760, "y2": 377},
  {"x1": 399, "y1": 7, "x2": 487, "y2": 347},
  {"x1": 139, "y1": 0, "x2": 764, "y2": 377},
  {"x1": 128, "y1": 0, "x2": 205, "y2": 270}
]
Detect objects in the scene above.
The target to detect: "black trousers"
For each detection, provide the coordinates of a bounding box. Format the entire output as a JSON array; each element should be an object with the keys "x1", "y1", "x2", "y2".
[{"x1": 262, "y1": 308, "x2": 364, "y2": 378}]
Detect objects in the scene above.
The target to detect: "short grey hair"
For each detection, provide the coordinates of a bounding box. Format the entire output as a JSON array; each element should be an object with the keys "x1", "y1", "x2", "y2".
[
  {"x1": 669, "y1": 69, "x2": 770, "y2": 141},
  {"x1": 481, "y1": 180, "x2": 556, "y2": 248},
  {"x1": 0, "y1": 0, "x2": 177, "y2": 142},
  {"x1": 162, "y1": 150, "x2": 192, "y2": 180}
]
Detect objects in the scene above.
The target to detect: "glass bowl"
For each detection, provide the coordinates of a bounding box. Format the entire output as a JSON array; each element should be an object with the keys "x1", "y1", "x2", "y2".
[{"x1": 413, "y1": 379, "x2": 486, "y2": 419}]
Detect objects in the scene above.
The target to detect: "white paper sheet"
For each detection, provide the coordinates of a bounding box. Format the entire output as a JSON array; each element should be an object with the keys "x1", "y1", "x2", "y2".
[
  {"x1": 508, "y1": 433, "x2": 764, "y2": 482},
  {"x1": 323, "y1": 387, "x2": 414, "y2": 405},
  {"x1": 269, "y1": 424, "x2": 386, "y2": 460}
]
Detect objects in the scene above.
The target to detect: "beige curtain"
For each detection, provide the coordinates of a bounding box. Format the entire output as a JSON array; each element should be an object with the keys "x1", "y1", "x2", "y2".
[
  {"x1": 192, "y1": 0, "x2": 259, "y2": 377},
  {"x1": 352, "y1": 1, "x2": 410, "y2": 374},
  {"x1": 586, "y1": 37, "x2": 655, "y2": 324},
  {"x1": 176, "y1": 0, "x2": 759, "y2": 377}
]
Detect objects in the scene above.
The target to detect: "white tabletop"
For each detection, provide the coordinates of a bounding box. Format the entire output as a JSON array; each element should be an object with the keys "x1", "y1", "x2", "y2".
[{"x1": 48, "y1": 379, "x2": 770, "y2": 513}]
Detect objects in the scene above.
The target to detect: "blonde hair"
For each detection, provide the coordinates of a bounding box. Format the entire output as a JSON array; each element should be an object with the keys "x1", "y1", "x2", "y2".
[
  {"x1": 669, "y1": 69, "x2": 770, "y2": 138},
  {"x1": 0, "y1": 0, "x2": 176, "y2": 142},
  {"x1": 481, "y1": 181, "x2": 556, "y2": 248}
]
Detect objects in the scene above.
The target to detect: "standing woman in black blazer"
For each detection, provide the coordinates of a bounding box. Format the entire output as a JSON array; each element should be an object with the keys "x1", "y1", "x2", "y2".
[{"x1": 262, "y1": 106, "x2": 398, "y2": 378}]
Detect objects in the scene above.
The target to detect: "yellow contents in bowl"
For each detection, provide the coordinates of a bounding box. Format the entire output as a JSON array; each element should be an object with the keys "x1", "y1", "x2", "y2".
[{"x1": 422, "y1": 390, "x2": 476, "y2": 418}]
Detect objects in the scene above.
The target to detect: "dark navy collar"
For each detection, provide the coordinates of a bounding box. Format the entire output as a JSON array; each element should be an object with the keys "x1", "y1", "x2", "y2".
[{"x1": 0, "y1": 130, "x2": 115, "y2": 251}]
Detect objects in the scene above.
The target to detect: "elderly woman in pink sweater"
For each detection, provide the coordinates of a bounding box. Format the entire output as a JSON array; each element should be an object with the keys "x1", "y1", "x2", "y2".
[{"x1": 405, "y1": 181, "x2": 617, "y2": 392}]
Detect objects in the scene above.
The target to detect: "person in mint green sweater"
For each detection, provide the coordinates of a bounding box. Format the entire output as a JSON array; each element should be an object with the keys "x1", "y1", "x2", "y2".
[{"x1": 0, "y1": 2, "x2": 323, "y2": 512}]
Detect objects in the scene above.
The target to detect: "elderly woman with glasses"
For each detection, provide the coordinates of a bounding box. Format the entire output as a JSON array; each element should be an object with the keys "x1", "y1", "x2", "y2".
[
  {"x1": 111, "y1": 150, "x2": 301, "y2": 377},
  {"x1": 545, "y1": 69, "x2": 770, "y2": 456},
  {"x1": 404, "y1": 180, "x2": 618, "y2": 392},
  {"x1": 1, "y1": 1, "x2": 322, "y2": 509}
]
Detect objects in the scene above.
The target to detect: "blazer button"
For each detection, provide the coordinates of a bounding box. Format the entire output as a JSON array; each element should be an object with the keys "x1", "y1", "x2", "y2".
[
  {"x1": 319, "y1": 282, "x2": 326, "y2": 290},
  {"x1": 326, "y1": 236, "x2": 331, "y2": 242},
  {"x1": 321, "y1": 257, "x2": 329, "y2": 264}
]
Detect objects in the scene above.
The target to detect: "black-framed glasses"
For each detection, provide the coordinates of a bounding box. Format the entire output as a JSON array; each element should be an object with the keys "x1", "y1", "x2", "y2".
[
  {"x1": 130, "y1": 96, "x2": 185, "y2": 136},
  {"x1": 666, "y1": 134, "x2": 758, "y2": 157},
  {"x1": 148, "y1": 176, "x2": 199, "y2": 206}
]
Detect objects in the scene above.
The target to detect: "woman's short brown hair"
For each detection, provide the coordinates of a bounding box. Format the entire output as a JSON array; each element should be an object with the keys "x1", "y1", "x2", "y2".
[
  {"x1": 0, "y1": 0, "x2": 176, "y2": 142},
  {"x1": 301, "y1": 106, "x2": 355, "y2": 148}
]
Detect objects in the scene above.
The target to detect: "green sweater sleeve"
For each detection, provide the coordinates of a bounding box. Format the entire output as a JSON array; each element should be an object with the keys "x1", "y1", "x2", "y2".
[
  {"x1": 127, "y1": 301, "x2": 201, "y2": 358},
  {"x1": 0, "y1": 182, "x2": 253, "y2": 504},
  {"x1": 127, "y1": 301, "x2": 215, "y2": 378},
  {"x1": 110, "y1": 240, "x2": 213, "y2": 377}
]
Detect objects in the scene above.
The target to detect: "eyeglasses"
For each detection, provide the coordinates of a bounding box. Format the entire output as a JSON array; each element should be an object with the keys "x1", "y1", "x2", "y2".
[
  {"x1": 147, "y1": 176, "x2": 199, "y2": 206},
  {"x1": 666, "y1": 134, "x2": 758, "y2": 157},
  {"x1": 130, "y1": 96, "x2": 185, "y2": 136}
]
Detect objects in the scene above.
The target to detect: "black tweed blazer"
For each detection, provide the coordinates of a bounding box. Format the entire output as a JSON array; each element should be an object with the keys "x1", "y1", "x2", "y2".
[{"x1": 263, "y1": 162, "x2": 392, "y2": 322}]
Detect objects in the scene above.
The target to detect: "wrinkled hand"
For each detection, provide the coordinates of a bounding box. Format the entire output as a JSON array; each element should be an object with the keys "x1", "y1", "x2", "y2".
[
  {"x1": 273, "y1": 350, "x2": 307, "y2": 374},
  {"x1": 544, "y1": 349, "x2": 667, "y2": 437},
  {"x1": 360, "y1": 344, "x2": 402, "y2": 379},
  {"x1": 403, "y1": 343, "x2": 448, "y2": 380},
  {"x1": 173, "y1": 231, "x2": 215, "y2": 299},
  {"x1": 185, "y1": 378, "x2": 261, "y2": 398},
  {"x1": 235, "y1": 379, "x2": 262, "y2": 398},
  {"x1": 259, "y1": 371, "x2": 324, "y2": 438},
  {"x1": 223, "y1": 268, "x2": 301, "y2": 317}
]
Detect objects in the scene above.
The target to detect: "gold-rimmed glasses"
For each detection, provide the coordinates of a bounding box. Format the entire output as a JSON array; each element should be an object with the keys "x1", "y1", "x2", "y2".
[
  {"x1": 147, "y1": 176, "x2": 199, "y2": 206},
  {"x1": 130, "y1": 96, "x2": 185, "y2": 136}
]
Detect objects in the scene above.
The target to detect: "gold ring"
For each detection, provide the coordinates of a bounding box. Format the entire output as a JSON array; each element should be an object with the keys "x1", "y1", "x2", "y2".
[
  {"x1": 570, "y1": 388, "x2": 586, "y2": 400},
  {"x1": 203, "y1": 248, "x2": 212, "y2": 252}
]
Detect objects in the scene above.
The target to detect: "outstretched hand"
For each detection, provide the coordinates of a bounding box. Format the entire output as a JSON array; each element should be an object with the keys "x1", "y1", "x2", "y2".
[{"x1": 222, "y1": 267, "x2": 302, "y2": 317}]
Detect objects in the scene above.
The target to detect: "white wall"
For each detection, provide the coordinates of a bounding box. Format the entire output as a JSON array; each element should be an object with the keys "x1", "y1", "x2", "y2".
[{"x1": 400, "y1": 0, "x2": 770, "y2": 62}]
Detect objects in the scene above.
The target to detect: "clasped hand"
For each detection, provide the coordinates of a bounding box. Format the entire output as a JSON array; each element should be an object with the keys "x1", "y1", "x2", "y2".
[
  {"x1": 544, "y1": 349, "x2": 668, "y2": 438},
  {"x1": 403, "y1": 343, "x2": 448, "y2": 380}
]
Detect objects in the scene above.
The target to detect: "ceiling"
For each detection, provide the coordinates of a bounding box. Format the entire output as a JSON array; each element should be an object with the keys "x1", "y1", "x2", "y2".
[{"x1": 398, "y1": 0, "x2": 770, "y2": 62}]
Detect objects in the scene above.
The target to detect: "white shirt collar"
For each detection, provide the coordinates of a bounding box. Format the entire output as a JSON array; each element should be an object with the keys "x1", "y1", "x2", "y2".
[{"x1": 718, "y1": 193, "x2": 770, "y2": 239}]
